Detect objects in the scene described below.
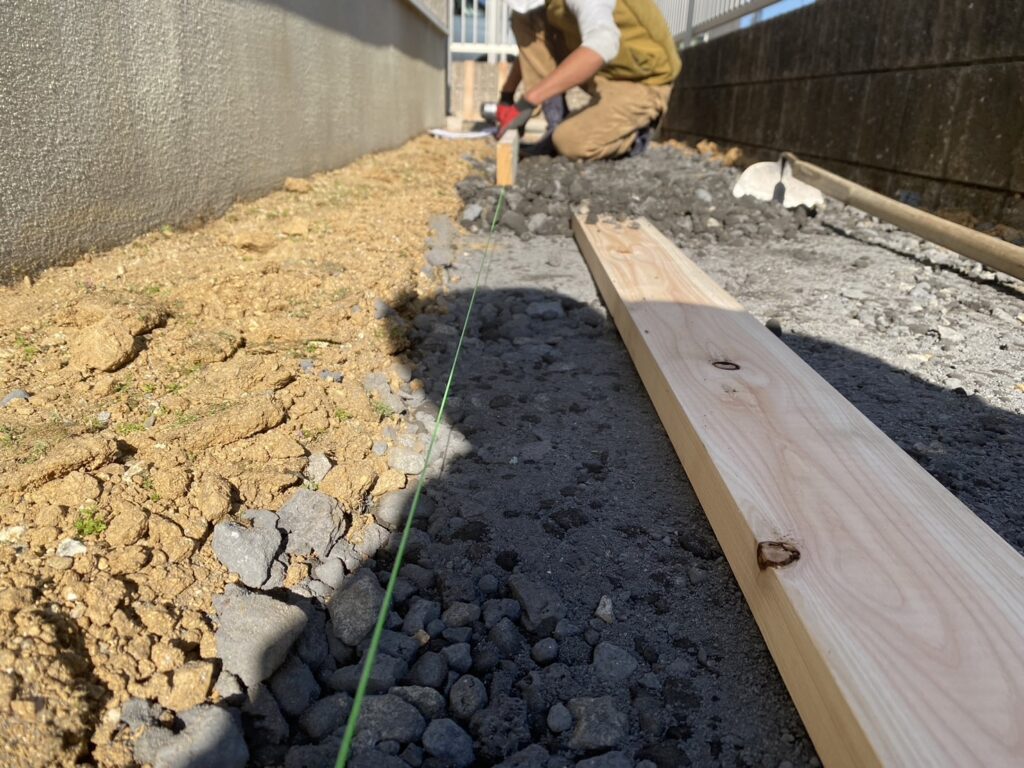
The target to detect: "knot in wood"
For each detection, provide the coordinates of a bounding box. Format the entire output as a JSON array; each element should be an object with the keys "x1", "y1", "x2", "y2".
[{"x1": 757, "y1": 540, "x2": 800, "y2": 569}]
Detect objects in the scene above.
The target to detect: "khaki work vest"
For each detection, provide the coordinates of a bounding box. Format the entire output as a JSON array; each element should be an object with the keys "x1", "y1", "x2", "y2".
[{"x1": 545, "y1": 0, "x2": 682, "y2": 86}]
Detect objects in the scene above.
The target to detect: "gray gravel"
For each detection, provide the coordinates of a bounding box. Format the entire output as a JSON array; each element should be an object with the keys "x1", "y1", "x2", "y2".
[
  {"x1": 213, "y1": 588, "x2": 307, "y2": 688},
  {"x1": 130, "y1": 145, "x2": 1022, "y2": 768}
]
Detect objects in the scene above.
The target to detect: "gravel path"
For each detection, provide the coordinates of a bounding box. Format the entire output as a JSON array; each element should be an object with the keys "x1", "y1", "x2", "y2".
[{"x1": 121, "y1": 144, "x2": 1023, "y2": 767}]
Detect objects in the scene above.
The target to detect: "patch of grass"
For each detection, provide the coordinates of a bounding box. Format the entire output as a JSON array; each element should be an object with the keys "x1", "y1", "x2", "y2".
[
  {"x1": 27, "y1": 440, "x2": 49, "y2": 462},
  {"x1": 300, "y1": 426, "x2": 328, "y2": 443},
  {"x1": 144, "y1": 283, "x2": 162, "y2": 296},
  {"x1": 14, "y1": 335, "x2": 39, "y2": 363},
  {"x1": 0, "y1": 425, "x2": 20, "y2": 446},
  {"x1": 174, "y1": 411, "x2": 199, "y2": 426},
  {"x1": 334, "y1": 409, "x2": 354, "y2": 422},
  {"x1": 116, "y1": 422, "x2": 144, "y2": 436},
  {"x1": 75, "y1": 505, "x2": 107, "y2": 537},
  {"x1": 141, "y1": 383, "x2": 156, "y2": 394},
  {"x1": 372, "y1": 400, "x2": 395, "y2": 420}
]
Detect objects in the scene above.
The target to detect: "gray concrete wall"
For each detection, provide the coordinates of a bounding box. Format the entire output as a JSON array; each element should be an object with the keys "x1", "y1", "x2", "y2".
[
  {"x1": 664, "y1": 0, "x2": 1024, "y2": 232},
  {"x1": 0, "y1": 0, "x2": 447, "y2": 282}
]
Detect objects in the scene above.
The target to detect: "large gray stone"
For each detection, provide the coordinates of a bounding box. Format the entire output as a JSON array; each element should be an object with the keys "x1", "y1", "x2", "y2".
[
  {"x1": 350, "y1": 520, "x2": 390, "y2": 559},
  {"x1": 330, "y1": 654, "x2": 408, "y2": 694},
  {"x1": 268, "y1": 655, "x2": 321, "y2": 717},
  {"x1": 546, "y1": 702, "x2": 572, "y2": 733},
  {"x1": 592, "y1": 642, "x2": 639, "y2": 682},
  {"x1": 150, "y1": 706, "x2": 248, "y2": 768},
  {"x1": 305, "y1": 452, "x2": 333, "y2": 484},
  {"x1": 422, "y1": 718, "x2": 475, "y2": 768},
  {"x1": 294, "y1": 604, "x2": 330, "y2": 668},
  {"x1": 278, "y1": 488, "x2": 346, "y2": 557},
  {"x1": 328, "y1": 568, "x2": 385, "y2": 646},
  {"x1": 353, "y1": 694, "x2": 426, "y2": 747},
  {"x1": 469, "y1": 695, "x2": 530, "y2": 761},
  {"x1": 357, "y1": 629, "x2": 421, "y2": 664},
  {"x1": 374, "y1": 488, "x2": 415, "y2": 529},
  {"x1": 297, "y1": 693, "x2": 352, "y2": 740},
  {"x1": 567, "y1": 697, "x2": 627, "y2": 751},
  {"x1": 214, "y1": 589, "x2": 307, "y2": 688},
  {"x1": 387, "y1": 447, "x2": 426, "y2": 475},
  {"x1": 389, "y1": 685, "x2": 447, "y2": 719},
  {"x1": 508, "y1": 575, "x2": 564, "y2": 635},
  {"x1": 449, "y1": 674, "x2": 488, "y2": 720},
  {"x1": 242, "y1": 683, "x2": 289, "y2": 745},
  {"x1": 405, "y1": 651, "x2": 447, "y2": 688},
  {"x1": 402, "y1": 596, "x2": 441, "y2": 635},
  {"x1": 211, "y1": 521, "x2": 281, "y2": 589}
]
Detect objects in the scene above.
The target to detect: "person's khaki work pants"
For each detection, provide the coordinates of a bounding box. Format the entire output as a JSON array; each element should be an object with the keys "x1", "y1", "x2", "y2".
[{"x1": 511, "y1": 9, "x2": 672, "y2": 161}]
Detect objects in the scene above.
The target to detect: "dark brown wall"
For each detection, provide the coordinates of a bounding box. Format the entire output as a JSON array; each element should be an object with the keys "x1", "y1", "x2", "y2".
[{"x1": 663, "y1": 0, "x2": 1024, "y2": 230}]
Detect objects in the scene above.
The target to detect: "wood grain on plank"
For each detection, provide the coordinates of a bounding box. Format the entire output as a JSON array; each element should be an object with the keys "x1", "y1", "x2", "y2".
[
  {"x1": 573, "y1": 212, "x2": 1024, "y2": 767},
  {"x1": 496, "y1": 131, "x2": 518, "y2": 187}
]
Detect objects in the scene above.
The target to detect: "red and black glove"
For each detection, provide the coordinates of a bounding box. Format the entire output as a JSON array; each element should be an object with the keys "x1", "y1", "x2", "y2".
[{"x1": 496, "y1": 96, "x2": 535, "y2": 139}]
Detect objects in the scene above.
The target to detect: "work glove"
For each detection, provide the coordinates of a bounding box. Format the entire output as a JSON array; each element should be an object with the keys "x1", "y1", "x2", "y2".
[{"x1": 496, "y1": 97, "x2": 535, "y2": 139}]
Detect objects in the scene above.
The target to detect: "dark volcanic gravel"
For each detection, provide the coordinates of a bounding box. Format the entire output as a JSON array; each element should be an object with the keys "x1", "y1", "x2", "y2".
[{"x1": 129, "y1": 144, "x2": 1023, "y2": 768}]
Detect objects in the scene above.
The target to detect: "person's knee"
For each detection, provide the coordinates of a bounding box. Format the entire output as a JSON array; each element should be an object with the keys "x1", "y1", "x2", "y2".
[{"x1": 552, "y1": 123, "x2": 601, "y2": 161}]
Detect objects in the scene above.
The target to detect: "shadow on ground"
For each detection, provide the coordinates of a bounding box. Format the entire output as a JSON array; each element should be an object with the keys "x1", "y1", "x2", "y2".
[{"x1": 149, "y1": 271, "x2": 1023, "y2": 766}]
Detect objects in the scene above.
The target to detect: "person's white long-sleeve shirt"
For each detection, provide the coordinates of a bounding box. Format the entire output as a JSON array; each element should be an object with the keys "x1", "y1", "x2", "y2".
[
  {"x1": 507, "y1": 0, "x2": 622, "y2": 63},
  {"x1": 567, "y1": 0, "x2": 621, "y2": 63}
]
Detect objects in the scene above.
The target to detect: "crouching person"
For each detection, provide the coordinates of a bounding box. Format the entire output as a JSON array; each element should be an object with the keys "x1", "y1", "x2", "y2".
[{"x1": 497, "y1": 0, "x2": 681, "y2": 160}]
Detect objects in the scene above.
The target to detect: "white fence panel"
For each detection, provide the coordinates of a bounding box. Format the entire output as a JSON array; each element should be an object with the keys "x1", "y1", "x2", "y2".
[{"x1": 449, "y1": 0, "x2": 793, "y2": 61}]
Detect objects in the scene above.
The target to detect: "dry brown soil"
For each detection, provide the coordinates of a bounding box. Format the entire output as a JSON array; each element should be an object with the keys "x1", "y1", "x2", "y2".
[{"x1": 0, "y1": 136, "x2": 487, "y2": 767}]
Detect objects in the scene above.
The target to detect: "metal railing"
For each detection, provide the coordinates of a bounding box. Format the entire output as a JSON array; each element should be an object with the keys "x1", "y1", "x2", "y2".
[
  {"x1": 450, "y1": 0, "x2": 518, "y2": 62},
  {"x1": 657, "y1": 0, "x2": 781, "y2": 43},
  {"x1": 448, "y1": 0, "x2": 790, "y2": 61}
]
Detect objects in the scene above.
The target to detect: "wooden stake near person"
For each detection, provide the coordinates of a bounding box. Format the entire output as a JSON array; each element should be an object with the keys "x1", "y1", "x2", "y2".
[{"x1": 496, "y1": 131, "x2": 519, "y2": 187}]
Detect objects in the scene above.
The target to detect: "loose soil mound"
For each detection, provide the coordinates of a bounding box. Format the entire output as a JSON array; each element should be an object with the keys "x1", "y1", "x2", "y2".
[{"x1": 0, "y1": 136, "x2": 486, "y2": 766}]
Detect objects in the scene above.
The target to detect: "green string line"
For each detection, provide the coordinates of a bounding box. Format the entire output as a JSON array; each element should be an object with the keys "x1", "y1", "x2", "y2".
[{"x1": 335, "y1": 187, "x2": 507, "y2": 767}]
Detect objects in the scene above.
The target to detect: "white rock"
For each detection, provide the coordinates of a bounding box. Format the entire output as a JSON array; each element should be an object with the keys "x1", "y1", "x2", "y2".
[
  {"x1": 594, "y1": 595, "x2": 615, "y2": 624},
  {"x1": 57, "y1": 539, "x2": 88, "y2": 558}
]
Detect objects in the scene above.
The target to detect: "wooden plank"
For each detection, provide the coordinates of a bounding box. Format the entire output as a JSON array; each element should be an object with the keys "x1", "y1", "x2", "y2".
[
  {"x1": 783, "y1": 153, "x2": 1024, "y2": 282},
  {"x1": 572, "y1": 212, "x2": 1024, "y2": 767},
  {"x1": 496, "y1": 131, "x2": 518, "y2": 187}
]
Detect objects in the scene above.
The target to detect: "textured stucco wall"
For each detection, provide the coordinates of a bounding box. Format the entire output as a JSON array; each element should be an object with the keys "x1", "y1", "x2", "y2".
[{"x1": 0, "y1": 0, "x2": 446, "y2": 282}]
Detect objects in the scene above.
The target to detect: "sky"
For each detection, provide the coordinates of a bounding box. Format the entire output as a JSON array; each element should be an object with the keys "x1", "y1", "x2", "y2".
[{"x1": 739, "y1": 0, "x2": 817, "y2": 28}]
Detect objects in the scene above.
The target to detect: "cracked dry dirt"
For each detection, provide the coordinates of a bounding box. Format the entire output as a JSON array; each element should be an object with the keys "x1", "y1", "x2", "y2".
[{"x1": 0, "y1": 136, "x2": 485, "y2": 767}]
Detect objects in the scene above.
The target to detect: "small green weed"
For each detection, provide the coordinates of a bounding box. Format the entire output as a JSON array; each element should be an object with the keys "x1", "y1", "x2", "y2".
[
  {"x1": 334, "y1": 409, "x2": 354, "y2": 422},
  {"x1": 372, "y1": 400, "x2": 395, "y2": 419},
  {"x1": 14, "y1": 335, "x2": 38, "y2": 362},
  {"x1": 75, "y1": 505, "x2": 107, "y2": 537},
  {"x1": 116, "y1": 422, "x2": 144, "y2": 436},
  {"x1": 0, "y1": 425, "x2": 20, "y2": 447},
  {"x1": 174, "y1": 412, "x2": 199, "y2": 426},
  {"x1": 27, "y1": 440, "x2": 49, "y2": 462}
]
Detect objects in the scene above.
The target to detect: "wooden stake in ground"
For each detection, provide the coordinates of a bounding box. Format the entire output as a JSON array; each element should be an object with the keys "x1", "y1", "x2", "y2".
[
  {"x1": 573, "y1": 212, "x2": 1024, "y2": 767},
  {"x1": 496, "y1": 131, "x2": 518, "y2": 187}
]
